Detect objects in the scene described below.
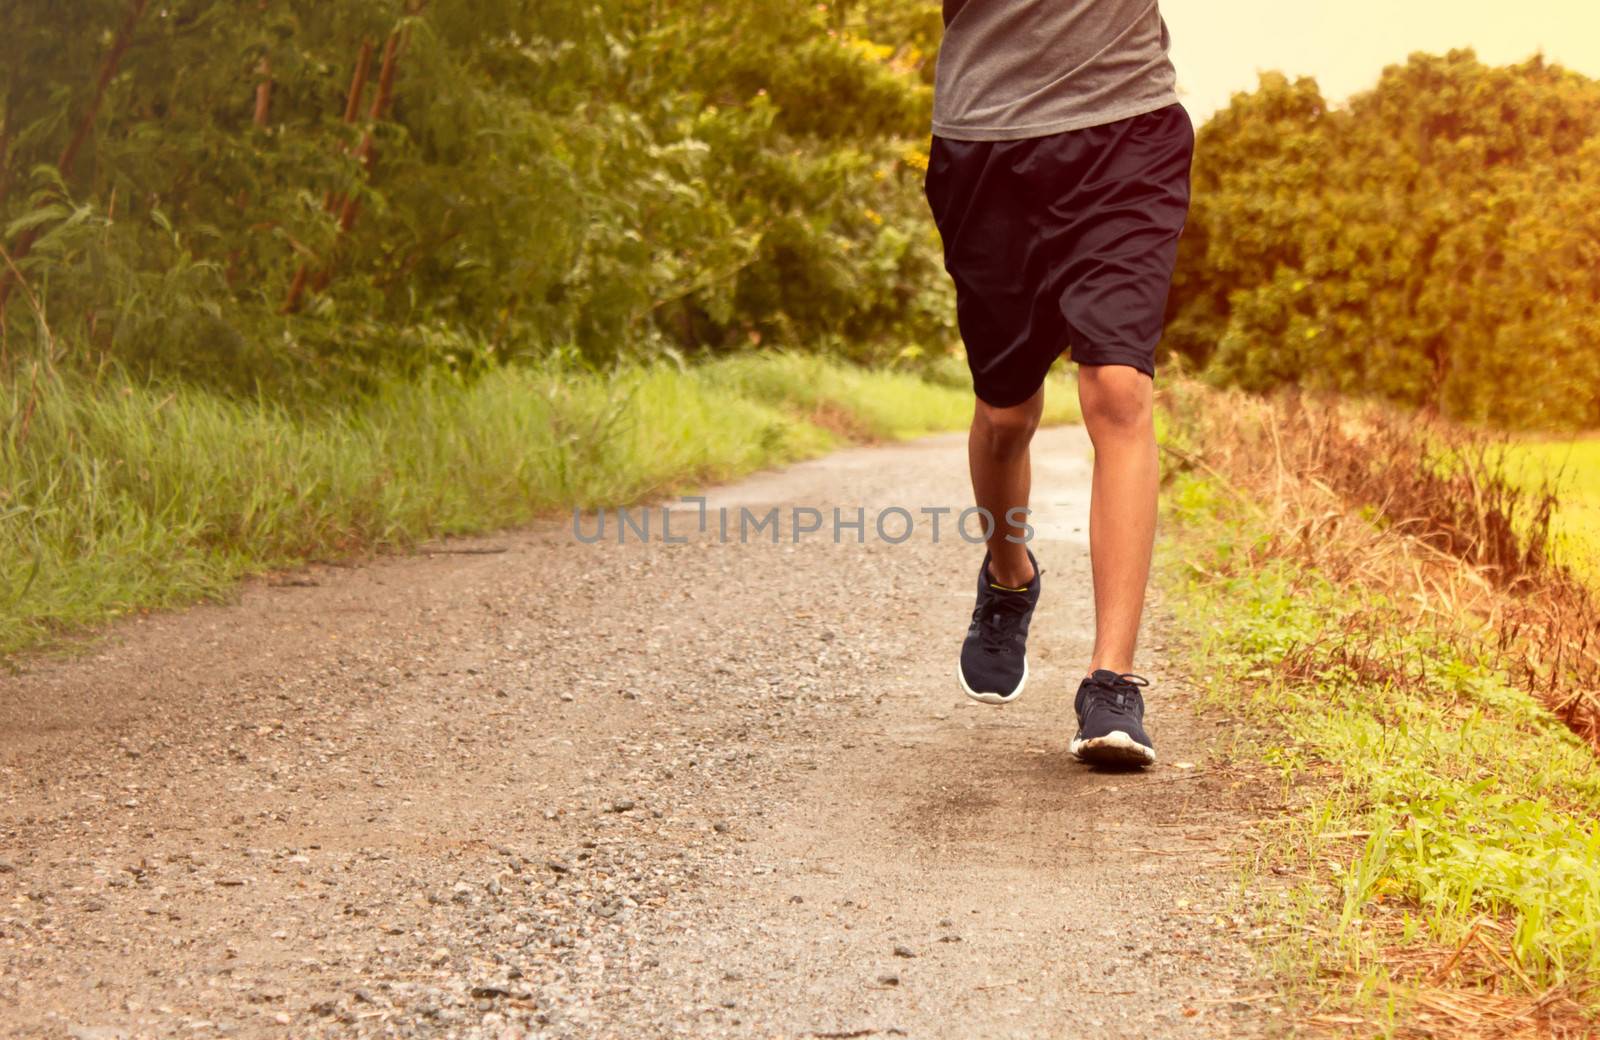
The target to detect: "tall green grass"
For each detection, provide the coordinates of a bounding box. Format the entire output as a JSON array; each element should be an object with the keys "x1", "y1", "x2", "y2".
[
  {"x1": 695, "y1": 351, "x2": 1081, "y2": 438},
  {"x1": 1, "y1": 351, "x2": 1079, "y2": 655}
]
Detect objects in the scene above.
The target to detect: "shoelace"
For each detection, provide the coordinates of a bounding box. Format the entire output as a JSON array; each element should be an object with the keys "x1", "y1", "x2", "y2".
[
  {"x1": 1082, "y1": 672, "x2": 1150, "y2": 714},
  {"x1": 973, "y1": 591, "x2": 1033, "y2": 654}
]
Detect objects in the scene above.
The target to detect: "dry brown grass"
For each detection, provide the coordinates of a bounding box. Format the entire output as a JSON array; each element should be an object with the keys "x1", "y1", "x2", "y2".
[
  {"x1": 1159, "y1": 380, "x2": 1600, "y2": 757},
  {"x1": 1371, "y1": 916, "x2": 1594, "y2": 1039},
  {"x1": 1305, "y1": 913, "x2": 1598, "y2": 1039}
]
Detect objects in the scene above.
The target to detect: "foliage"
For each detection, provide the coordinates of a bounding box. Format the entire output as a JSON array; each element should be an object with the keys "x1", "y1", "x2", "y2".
[
  {"x1": 0, "y1": 346, "x2": 1066, "y2": 655},
  {"x1": 1170, "y1": 52, "x2": 1600, "y2": 429},
  {"x1": 0, "y1": 0, "x2": 952, "y2": 396}
]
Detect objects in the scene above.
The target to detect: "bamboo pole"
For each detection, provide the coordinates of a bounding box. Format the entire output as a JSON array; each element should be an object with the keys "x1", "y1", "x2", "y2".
[
  {"x1": 0, "y1": 75, "x2": 15, "y2": 213},
  {"x1": 341, "y1": 40, "x2": 375, "y2": 123},
  {"x1": 56, "y1": 0, "x2": 152, "y2": 179},
  {"x1": 325, "y1": 37, "x2": 376, "y2": 212},
  {"x1": 332, "y1": 31, "x2": 402, "y2": 237},
  {"x1": 253, "y1": 57, "x2": 273, "y2": 127},
  {"x1": 282, "y1": 38, "x2": 376, "y2": 313},
  {"x1": 287, "y1": 28, "x2": 406, "y2": 307},
  {"x1": 0, "y1": 0, "x2": 152, "y2": 317}
]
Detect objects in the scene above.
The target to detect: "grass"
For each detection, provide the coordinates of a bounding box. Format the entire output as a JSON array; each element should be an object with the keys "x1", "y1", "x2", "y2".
[
  {"x1": 0, "y1": 349, "x2": 1080, "y2": 657},
  {"x1": 1164, "y1": 474, "x2": 1600, "y2": 1034},
  {"x1": 1159, "y1": 401, "x2": 1600, "y2": 1036},
  {"x1": 1501, "y1": 436, "x2": 1600, "y2": 585}
]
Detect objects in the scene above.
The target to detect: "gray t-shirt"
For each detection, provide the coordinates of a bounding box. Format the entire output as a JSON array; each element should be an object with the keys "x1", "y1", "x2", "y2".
[{"x1": 931, "y1": 0, "x2": 1179, "y2": 141}]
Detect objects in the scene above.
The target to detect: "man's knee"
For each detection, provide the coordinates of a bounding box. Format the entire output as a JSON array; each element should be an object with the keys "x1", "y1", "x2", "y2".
[
  {"x1": 1078, "y1": 365, "x2": 1153, "y2": 436},
  {"x1": 972, "y1": 396, "x2": 1042, "y2": 457}
]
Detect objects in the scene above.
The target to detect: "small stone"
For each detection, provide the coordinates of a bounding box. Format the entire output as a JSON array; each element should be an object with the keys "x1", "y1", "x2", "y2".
[
  {"x1": 546, "y1": 861, "x2": 571, "y2": 874},
  {"x1": 893, "y1": 945, "x2": 916, "y2": 958},
  {"x1": 429, "y1": 948, "x2": 451, "y2": 966},
  {"x1": 876, "y1": 973, "x2": 900, "y2": 987},
  {"x1": 712, "y1": 821, "x2": 730, "y2": 834},
  {"x1": 609, "y1": 799, "x2": 635, "y2": 813},
  {"x1": 559, "y1": 693, "x2": 575, "y2": 702}
]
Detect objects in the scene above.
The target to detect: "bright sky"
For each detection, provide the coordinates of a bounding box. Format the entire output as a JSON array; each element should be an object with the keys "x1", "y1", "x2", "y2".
[{"x1": 1162, "y1": 0, "x2": 1600, "y2": 123}]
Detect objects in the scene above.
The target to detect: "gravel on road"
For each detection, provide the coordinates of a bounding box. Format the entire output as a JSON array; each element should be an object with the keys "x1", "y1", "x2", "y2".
[{"x1": 1, "y1": 426, "x2": 1284, "y2": 1039}]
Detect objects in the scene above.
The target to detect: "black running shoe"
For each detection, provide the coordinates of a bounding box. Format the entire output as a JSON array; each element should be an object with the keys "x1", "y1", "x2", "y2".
[
  {"x1": 957, "y1": 549, "x2": 1041, "y2": 705},
  {"x1": 1070, "y1": 670, "x2": 1156, "y2": 766}
]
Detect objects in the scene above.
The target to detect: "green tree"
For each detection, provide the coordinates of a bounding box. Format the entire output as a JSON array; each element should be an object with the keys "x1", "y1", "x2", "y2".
[
  {"x1": 0, "y1": 0, "x2": 952, "y2": 397},
  {"x1": 1171, "y1": 50, "x2": 1600, "y2": 429}
]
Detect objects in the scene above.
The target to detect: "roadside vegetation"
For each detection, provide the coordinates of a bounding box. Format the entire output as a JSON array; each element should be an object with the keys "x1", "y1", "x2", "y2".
[
  {"x1": 1159, "y1": 381, "x2": 1600, "y2": 1037},
  {"x1": 0, "y1": 349, "x2": 1077, "y2": 656},
  {"x1": 0, "y1": 0, "x2": 969, "y2": 654}
]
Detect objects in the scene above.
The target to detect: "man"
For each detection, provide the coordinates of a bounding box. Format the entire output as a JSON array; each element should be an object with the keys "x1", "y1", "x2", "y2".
[{"x1": 924, "y1": 0, "x2": 1192, "y2": 766}]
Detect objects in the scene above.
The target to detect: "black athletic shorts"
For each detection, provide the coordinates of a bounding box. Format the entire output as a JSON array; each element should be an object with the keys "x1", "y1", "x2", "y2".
[{"x1": 924, "y1": 102, "x2": 1194, "y2": 407}]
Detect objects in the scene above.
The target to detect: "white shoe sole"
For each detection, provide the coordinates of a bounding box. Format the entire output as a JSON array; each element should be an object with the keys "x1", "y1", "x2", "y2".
[
  {"x1": 957, "y1": 658, "x2": 1028, "y2": 705},
  {"x1": 1069, "y1": 729, "x2": 1157, "y2": 766}
]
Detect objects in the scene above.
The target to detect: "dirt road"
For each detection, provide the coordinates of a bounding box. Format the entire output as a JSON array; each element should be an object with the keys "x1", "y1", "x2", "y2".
[{"x1": 1, "y1": 426, "x2": 1282, "y2": 1038}]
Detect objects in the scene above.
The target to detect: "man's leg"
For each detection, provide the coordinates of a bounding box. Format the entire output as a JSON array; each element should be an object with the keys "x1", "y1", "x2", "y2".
[
  {"x1": 1076, "y1": 365, "x2": 1157, "y2": 675},
  {"x1": 955, "y1": 385, "x2": 1045, "y2": 704},
  {"x1": 969, "y1": 387, "x2": 1044, "y2": 587}
]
